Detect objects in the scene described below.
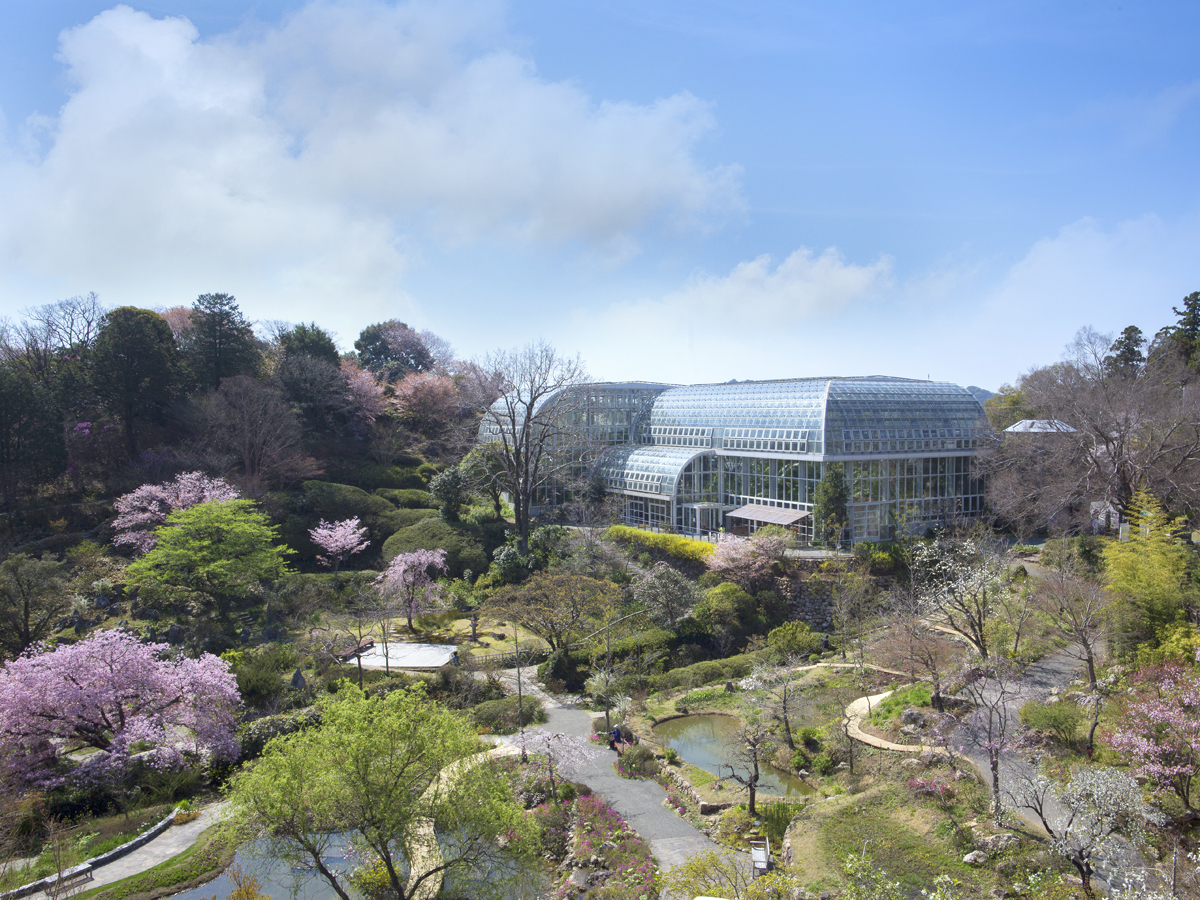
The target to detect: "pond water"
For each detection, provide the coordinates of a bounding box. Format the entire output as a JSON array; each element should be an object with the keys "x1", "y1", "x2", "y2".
[
  {"x1": 167, "y1": 836, "x2": 545, "y2": 900},
  {"x1": 652, "y1": 714, "x2": 816, "y2": 799}
]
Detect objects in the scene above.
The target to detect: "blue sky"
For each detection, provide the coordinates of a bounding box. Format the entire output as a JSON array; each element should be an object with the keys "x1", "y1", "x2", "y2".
[{"x1": 1, "y1": 1, "x2": 1197, "y2": 389}]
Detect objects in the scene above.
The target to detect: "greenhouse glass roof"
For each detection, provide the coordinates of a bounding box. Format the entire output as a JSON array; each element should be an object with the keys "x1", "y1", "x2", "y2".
[
  {"x1": 594, "y1": 445, "x2": 708, "y2": 496},
  {"x1": 643, "y1": 376, "x2": 989, "y2": 457}
]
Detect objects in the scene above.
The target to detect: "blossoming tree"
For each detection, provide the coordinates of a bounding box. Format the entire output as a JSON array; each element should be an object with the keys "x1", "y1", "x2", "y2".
[
  {"x1": 0, "y1": 629, "x2": 240, "y2": 786},
  {"x1": 112, "y1": 471, "x2": 240, "y2": 554},
  {"x1": 1108, "y1": 660, "x2": 1200, "y2": 809},
  {"x1": 308, "y1": 517, "x2": 370, "y2": 573},
  {"x1": 374, "y1": 549, "x2": 448, "y2": 632}
]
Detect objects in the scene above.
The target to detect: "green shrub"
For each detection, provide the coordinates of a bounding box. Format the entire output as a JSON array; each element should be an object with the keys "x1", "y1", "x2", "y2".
[
  {"x1": 604, "y1": 525, "x2": 714, "y2": 563},
  {"x1": 617, "y1": 744, "x2": 659, "y2": 777},
  {"x1": 870, "y1": 685, "x2": 932, "y2": 726},
  {"x1": 663, "y1": 748, "x2": 679, "y2": 765},
  {"x1": 852, "y1": 540, "x2": 905, "y2": 575},
  {"x1": 470, "y1": 695, "x2": 545, "y2": 734},
  {"x1": 768, "y1": 621, "x2": 824, "y2": 656},
  {"x1": 810, "y1": 752, "x2": 835, "y2": 776},
  {"x1": 1020, "y1": 699, "x2": 1084, "y2": 747},
  {"x1": 373, "y1": 488, "x2": 438, "y2": 509},
  {"x1": 382, "y1": 519, "x2": 489, "y2": 579},
  {"x1": 240, "y1": 707, "x2": 322, "y2": 759}
]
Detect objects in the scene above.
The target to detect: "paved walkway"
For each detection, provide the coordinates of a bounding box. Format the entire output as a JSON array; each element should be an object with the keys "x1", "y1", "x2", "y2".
[
  {"x1": 22, "y1": 805, "x2": 226, "y2": 900},
  {"x1": 494, "y1": 669, "x2": 721, "y2": 870}
]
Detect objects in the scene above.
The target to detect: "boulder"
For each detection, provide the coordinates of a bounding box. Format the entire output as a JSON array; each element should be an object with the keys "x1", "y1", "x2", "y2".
[
  {"x1": 900, "y1": 707, "x2": 925, "y2": 726},
  {"x1": 167, "y1": 623, "x2": 185, "y2": 645},
  {"x1": 963, "y1": 850, "x2": 988, "y2": 866},
  {"x1": 974, "y1": 832, "x2": 1020, "y2": 854}
]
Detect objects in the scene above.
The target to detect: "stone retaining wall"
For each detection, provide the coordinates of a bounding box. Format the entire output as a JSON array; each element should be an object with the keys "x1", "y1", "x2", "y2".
[{"x1": 656, "y1": 764, "x2": 731, "y2": 816}]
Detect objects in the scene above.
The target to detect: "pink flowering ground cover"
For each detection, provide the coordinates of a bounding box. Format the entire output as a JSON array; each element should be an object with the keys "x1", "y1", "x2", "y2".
[{"x1": 561, "y1": 794, "x2": 658, "y2": 900}]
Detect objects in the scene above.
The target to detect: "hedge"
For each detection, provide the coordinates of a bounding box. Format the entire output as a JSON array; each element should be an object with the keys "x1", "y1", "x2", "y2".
[
  {"x1": 604, "y1": 525, "x2": 714, "y2": 563},
  {"x1": 648, "y1": 650, "x2": 770, "y2": 693}
]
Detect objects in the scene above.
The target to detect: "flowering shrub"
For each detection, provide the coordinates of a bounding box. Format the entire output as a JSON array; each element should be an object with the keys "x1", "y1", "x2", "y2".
[
  {"x1": 907, "y1": 776, "x2": 955, "y2": 803},
  {"x1": 562, "y1": 794, "x2": 658, "y2": 900},
  {"x1": 532, "y1": 802, "x2": 571, "y2": 859}
]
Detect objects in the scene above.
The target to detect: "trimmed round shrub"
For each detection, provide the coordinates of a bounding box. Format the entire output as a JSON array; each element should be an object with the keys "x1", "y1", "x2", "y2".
[
  {"x1": 381, "y1": 518, "x2": 489, "y2": 579},
  {"x1": 470, "y1": 695, "x2": 545, "y2": 734}
]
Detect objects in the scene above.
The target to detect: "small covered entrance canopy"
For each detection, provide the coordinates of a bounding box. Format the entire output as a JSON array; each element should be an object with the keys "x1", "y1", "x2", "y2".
[{"x1": 726, "y1": 504, "x2": 809, "y2": 531}]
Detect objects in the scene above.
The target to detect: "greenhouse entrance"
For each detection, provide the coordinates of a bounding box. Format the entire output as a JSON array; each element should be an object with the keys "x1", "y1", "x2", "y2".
[{"x1": 678, "y1": 503, "x2": 723, "y2": 535}]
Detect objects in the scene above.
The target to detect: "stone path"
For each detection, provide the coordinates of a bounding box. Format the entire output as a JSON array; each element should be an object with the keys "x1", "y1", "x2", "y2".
[
  {"x1": 494, "y1": 668, "x2": 721, "y2": 870},
  {"x1": 21, "y1": 804, "x2": 226, "y2": 900}
]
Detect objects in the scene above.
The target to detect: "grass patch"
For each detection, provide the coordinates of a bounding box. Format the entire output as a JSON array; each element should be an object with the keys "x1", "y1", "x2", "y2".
[
  {"x1": 817, "y1": 790, "x2": 974, "y2": 892},
  {"x1": 869, "y1": 684, "x2": 931, "y2": 726},
  {"x1": 74, "y1": 825, "x2": 236, "y2": 900},
  {"x1": 675, "y1": 687, "x2": 738, "y2": 711}
]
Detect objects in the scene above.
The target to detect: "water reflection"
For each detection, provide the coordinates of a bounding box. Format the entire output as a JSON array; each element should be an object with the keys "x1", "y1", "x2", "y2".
[
  {"x1": 165, "y1": 835, "x2": 544, "y2": 900},
  {"x1": 653, "y1": 714, "x2": 815, "y2": 798}
]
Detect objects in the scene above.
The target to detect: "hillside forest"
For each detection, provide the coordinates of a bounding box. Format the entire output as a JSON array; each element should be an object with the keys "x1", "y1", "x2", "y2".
[{"x1": 1, "y1": 292, "x2": 1200, "y2": 900}]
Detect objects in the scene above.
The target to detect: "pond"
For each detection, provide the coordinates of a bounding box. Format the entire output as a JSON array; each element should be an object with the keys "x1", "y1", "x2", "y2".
[
  {"x1": 167, "y1": 836, "x2": 545, "y2": 900},
  {"x1": 652, "y1": 714, "x2": 816, "y2": 799}
]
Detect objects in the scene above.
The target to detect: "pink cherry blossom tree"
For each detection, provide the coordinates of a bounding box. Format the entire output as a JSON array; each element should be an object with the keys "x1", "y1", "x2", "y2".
[
  {"x1": 374, "y1": 549, "x2": 448, "y2": 632},
  {"x1": 112, "y1": 471, "x2": 239, "y2": 555},
  {"x1": 706, "y1": 527, "x2": 791, "y2": 591},
  {"x1": 309, "y1": 517, "x2": 370, "y2": 574},
  {"x1": 1108, "y1": 660, "x2": 1200, "y2": 810},
  {"x1": 0, "y1": 629, "x2": 240, "y2": 787}
]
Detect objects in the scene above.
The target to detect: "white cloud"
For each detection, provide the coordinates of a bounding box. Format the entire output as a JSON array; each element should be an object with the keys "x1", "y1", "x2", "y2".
[
  {"x1": 0, "y1": 1, "x2": 740, "y2": 320},
  {"x1": 565, "y1": 247, "x2": 894, "y2": 383},
  {"x1": 560, "y1": 214, "x2": 1200, "y2": 390}
]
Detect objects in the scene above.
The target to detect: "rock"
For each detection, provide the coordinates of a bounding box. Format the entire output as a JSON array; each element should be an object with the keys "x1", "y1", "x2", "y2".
[
  {"x1": 567, "y1": 869, "x2": 590, "y2": 888},
  {"x1": 291, "y1": 668, "x2": 307, "y2": 690},
  {"x1": 901, "y1": 758, "x2": 923, "y2": 769},
  {"x1": 240, "y1": 627, "x2": 251, "y2": 643},
  {"x1": 994, "y1": 859, "x2": 1020, "y2": 877},
  {"x1": 974, "y1": 832, "x2": 1020, "y2": 853},
  {"x1": 94, "y1": 595, "x2": 110, "y2": 609},
  {"x1": 699, "y1": 801, "x2": 729, "y2": 815},
  {"x1": 920, "y1": 749, "x2": 950, "y2": 766},
  {"x1": 167, "y1": 623, "x2": 185, "y2": 644},
  {"x1": 900, "y1": 707, "x2": 925, "y2": 726},
  {"x1": 990, "y1": 890, "x2": 1010, "y2": 899},
  {"x1": 963, "y1": 850, "x2": 988, "y2": 866},
  {"x1": 725, "y1": 680, "x2": 735, "y2": 692},
  {"x1": 900, "y1": 724, "x2": 920, "y2": 737}
]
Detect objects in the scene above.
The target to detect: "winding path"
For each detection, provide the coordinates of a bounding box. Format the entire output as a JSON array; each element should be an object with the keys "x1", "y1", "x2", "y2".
[{"x1": 493, "y1": 669, "x2": 722, "y2": 871}]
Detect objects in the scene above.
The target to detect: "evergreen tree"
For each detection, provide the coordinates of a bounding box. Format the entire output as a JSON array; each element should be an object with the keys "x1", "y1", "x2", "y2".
[
  {"x1": 183, "y1": 293, "x2": 260, "y2": 390},
  {"x1": 0, "y1": 364, "x2": 67, "y2": 507},
  {"x1": 812, "y1": 463, "x2": 849, "y2": 546},
  {"x1": 1103, "y1": 325, "x2": 1146, "y2": 377},
  {"x1": 90, "y1": 306, "x2": 180, "y2": 456},
  {"x1": 279, "y1": 322, "x2": 340, "y2": 367}
]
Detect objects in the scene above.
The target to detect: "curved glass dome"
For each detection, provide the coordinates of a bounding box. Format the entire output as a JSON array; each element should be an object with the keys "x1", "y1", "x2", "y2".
[
  {"x1": 594, "y1": 445, "x2": 709, "y2": 497},
  {"x1": 645, "y1": 377, "x2": 989, "y2": 457}
]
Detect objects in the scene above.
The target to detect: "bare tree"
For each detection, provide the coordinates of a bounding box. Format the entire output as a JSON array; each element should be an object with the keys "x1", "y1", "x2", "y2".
[
  {"x1": 830, "y1": 567, "x2": 875, "y2": 672},
  {"x1": 721, "y1": 717, "x2": 775, "y2": 816},
  {"x1": 959, "y1": 658, "x2": 1025, "y2": 827},
  {"x1": 192, "y1": 375, "x2": 320, "y2": 490},
  {"x1": 468, "y1": 341, "x2": 590, "y2": 554},
  {"x1": 1037, "y1": 558, "x2": 1113, "y2": 691},
  {"x1": 1, "y1": 293, "x2": 106, "y2": 386},
  {"x1": 984, "y1": 326, "x2": 1200, "y2": 529},
  {"x1": 886, "y1": 585, "x2": 963, "y2": 713}
]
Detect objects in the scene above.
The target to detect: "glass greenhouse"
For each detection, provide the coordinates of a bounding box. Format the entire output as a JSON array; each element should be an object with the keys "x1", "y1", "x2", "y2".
[{"x1": 482, "y1": 376, "x2": 991, "y2": 544}]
